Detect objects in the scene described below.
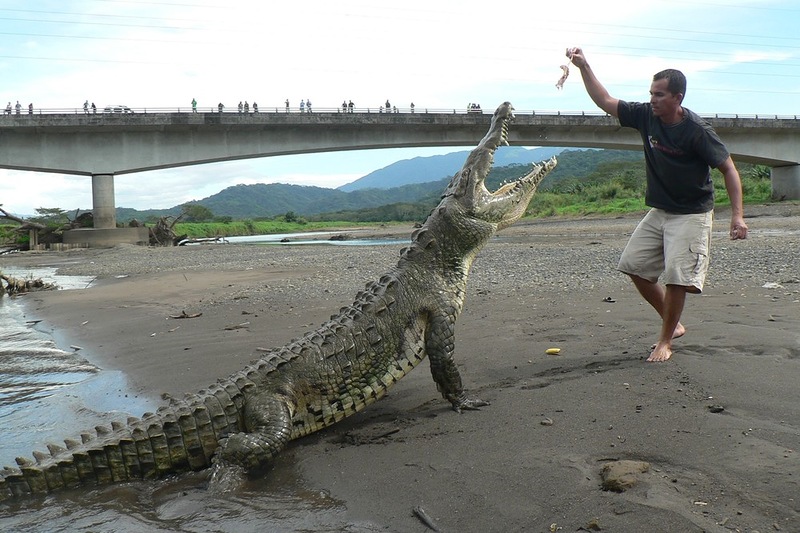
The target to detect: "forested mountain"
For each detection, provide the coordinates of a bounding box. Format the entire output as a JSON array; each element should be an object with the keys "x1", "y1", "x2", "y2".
[
  {"x1": 115, "y1": 148, "x2": 644, "y2": 222},
  {"x1": 338, "y1": 146, "x2": 564, "y2": 191},
  {"x1": 199, "y1": 181, "x2": 445, "y2": 219}
]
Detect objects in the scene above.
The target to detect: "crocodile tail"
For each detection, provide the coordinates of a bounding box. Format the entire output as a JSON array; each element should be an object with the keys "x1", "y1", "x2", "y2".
[
  {"x1": 0, "y1": 421, "x2": 142, "y2": 500},
  {"x1": 0, "y1": 383, "x2": 245, "y2": 502}
]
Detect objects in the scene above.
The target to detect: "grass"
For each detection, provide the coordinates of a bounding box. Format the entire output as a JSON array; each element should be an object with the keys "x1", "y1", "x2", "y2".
[
  {"x1": 526, "y1": 166, "x2": 775, "y2": 219},
  {"x1": 1, "y1": 165, "x2": 783, "y2": 243},
  {"x1": 173, "y1": 220, "x2": 406, "y2": 239},
  {"x1": 173, "y1": 173, "x2": 777, "y2": 238}
]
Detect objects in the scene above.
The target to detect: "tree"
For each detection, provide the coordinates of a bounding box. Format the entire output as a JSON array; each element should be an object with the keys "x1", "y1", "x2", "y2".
[
  {"x1": 180, "y1": 203, "x2": 214, "y2": 222},
  {"x1": 746, "y1": 164, "x2": 771, "y2": 181},
  {"x1": 30, "y1": 207, "x2": 70, "y2": 226},
  {"x1": 0, "y1": 205, "x2": 87, "y2": 250}
]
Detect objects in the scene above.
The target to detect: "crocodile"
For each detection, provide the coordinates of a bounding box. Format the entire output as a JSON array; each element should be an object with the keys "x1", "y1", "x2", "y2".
[{"x1": 0, "y1": 102, "x2": 557, "y2": 502}]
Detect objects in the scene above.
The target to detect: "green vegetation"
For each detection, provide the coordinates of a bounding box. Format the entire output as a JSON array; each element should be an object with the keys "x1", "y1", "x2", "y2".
[
  {"x1": 2, "y1": 154, "x2": 781, "y2": 247},
  {"x1": 527, "y1": 161, "x2": 774, "y2": 218},
  {"x1": 28, "y1": 207, "x2": 71, "y2": 226},
  {"x1": 180, "y1": 203, "x2": 215, "y2": 222},
  {"x1": 0, "y1": 224, "x2": 18, "y2": 244},
  {"x1": 173, "y1": 218, "x2": 405, "y2": 239},
  {"x1": 170, "y1": 161, "x2": 775, "y2": 238},
  {"x1": 308, "y1": 201, "x2": 438, "y2": 224}
]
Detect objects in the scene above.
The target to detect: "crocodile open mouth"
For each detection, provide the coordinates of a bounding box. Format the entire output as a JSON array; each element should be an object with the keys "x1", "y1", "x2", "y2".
[
  {"x1": 488, "y1": 106, "x2": 556, "y2": 195},
  {"x1": 459, "y1": 102, "x2": 557, "y2": 227},
  {"x1": 491, "y1": 156, "x2": 557, "y2": 197}
]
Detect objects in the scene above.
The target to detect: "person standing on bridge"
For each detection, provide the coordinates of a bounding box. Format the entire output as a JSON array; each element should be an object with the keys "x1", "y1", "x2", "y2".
[
  {"x1": 192, "y1": 98, "x2": 197, "y2": 113},
  {"x1": 566, "y1": 46, "x2": 748, "y2": 363}
]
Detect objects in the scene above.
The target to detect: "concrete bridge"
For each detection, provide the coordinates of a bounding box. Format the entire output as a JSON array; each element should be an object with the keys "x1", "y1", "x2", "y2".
[{"x1": 2, "y1": 106, "x2": 798, "y2": 246}]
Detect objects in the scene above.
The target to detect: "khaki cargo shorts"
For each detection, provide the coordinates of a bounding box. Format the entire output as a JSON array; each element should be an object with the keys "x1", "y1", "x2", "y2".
[{"x1": 617, "y1": 208, "x2": 713, "y2": 293}]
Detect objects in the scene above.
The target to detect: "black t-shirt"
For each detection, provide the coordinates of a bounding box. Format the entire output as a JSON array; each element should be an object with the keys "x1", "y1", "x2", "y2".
[{"x1": 617, "y1": 100, "x2": 730, "y2": 214}]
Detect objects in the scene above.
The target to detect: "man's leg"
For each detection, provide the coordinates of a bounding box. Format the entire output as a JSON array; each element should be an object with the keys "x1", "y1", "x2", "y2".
[
  {"x1": 649, "y1": 284, "x2": 687, "y2": 362},
  {"x1": 628, "y1": 275, "x2": 687, "y2": 361}
]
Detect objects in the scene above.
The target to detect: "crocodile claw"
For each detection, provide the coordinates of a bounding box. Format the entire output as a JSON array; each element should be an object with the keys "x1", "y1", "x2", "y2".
[
  {"x1": 207, "y1": 461, "x2": 246, "y2": 494},
  {"x1": 451, "y1": 395, "x2": 490, "y2": 413}
]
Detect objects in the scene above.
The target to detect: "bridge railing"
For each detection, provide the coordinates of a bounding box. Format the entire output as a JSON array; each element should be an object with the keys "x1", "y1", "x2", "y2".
[
  {"x1": 1, "y1": 106, "x2": 798, "y2": 121},
  {"x1": 3, "y1": 105, "x2": 609, "y2": 116}
]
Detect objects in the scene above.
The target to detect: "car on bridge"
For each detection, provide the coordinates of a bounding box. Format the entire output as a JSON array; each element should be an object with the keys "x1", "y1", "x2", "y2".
[{"x1": 103, "y1": 104, "x2": 134, "y2": 114}]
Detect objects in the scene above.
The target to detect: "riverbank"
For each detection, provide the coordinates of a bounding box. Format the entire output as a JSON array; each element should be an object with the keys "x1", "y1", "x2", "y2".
[{"x1": 1, "y1": 206, "x2": 799, "y2": 531}]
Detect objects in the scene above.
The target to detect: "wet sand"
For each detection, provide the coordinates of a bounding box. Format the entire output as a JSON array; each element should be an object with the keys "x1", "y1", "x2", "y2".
[{"x1": 2, "y1": 205, "x2": 799, "y2": 532}]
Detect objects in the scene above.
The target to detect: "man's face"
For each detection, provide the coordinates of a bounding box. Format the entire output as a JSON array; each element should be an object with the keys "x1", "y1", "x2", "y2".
[{"x1": 649, "y1": 78, "x2": 682, "y2": 119}]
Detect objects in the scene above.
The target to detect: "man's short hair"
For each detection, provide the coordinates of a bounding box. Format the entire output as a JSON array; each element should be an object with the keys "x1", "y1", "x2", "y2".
[{"x1": 653, "y1": 69, "x2": 686, "y2": 97}]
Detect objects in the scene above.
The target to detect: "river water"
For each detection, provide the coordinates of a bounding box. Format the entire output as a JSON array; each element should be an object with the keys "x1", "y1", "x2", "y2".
[
  {"x1": 0, "y1": 245, "x2": 389, "y2": 532},
  {"x1": 202, "y1": 230, "x2": 403, "y2": 247}
]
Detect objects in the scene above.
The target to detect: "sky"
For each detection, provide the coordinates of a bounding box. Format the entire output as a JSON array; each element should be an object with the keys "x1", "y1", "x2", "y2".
[{"x1": 1, "y1": 0, "x2": 798, "y2": 216}]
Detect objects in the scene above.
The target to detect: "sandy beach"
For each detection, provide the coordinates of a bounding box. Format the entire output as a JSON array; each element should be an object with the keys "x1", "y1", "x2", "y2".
[{"x1": 1, "y1": 204, "x2": 799, "y2": 532}]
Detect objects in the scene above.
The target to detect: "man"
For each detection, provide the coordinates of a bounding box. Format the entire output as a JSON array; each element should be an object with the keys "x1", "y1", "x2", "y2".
[{"x1": 567, "y1": 47, "x2": 748, "y2": 362}]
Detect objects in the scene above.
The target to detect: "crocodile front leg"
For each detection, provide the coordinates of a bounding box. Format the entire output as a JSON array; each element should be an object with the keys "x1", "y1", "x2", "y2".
[
  {"x1": 426, "y1": 312, "x2": 489, "y2": 412},
  {"x1": 209, "y1": 391, "x2": 293, "y2": 490}
]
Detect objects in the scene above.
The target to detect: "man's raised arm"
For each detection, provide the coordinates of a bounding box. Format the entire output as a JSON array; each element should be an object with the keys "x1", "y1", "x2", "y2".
[{"x1": 567, "y1": 47, "x2": 620, "y2": 117}]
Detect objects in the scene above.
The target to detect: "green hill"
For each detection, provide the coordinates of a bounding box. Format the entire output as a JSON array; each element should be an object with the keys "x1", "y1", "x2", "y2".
[{"x1": 115, "y1": 149, "x2": 644, "y2": 222}]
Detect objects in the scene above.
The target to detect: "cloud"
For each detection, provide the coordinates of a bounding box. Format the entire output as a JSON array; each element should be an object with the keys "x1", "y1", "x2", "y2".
[
  {"x1": 1, "y1": 172, "x2": 91, "y2": 215},
  {"x1": 2, "y1": 0, "x2": 796, "y2": 214}
]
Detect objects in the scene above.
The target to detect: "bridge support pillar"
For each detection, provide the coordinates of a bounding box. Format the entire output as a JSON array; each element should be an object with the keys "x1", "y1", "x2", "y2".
[
  {"x1": 92, "y1": 173, "x2": 117, "y2": 229},
  {"x1": 62, "y1": 173, "x2": 149, "y2": 247},
  {"x1": 771, "y1": 165, "x2": 800, "y2": 201}
]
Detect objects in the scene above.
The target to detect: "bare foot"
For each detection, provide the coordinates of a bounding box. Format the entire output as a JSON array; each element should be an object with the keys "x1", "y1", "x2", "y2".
[
  {"x1": 651, "y1": 323, "x2": 686, "y2": 350},
  {"x1": 647, "y1": 342, "x2": 672, "y2": 362}
]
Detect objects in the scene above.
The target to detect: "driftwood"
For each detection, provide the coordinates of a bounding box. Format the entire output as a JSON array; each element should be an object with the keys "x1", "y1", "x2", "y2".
[
  {"x1": 0, "y1": 205, "x2": 92, "y2": 249},
  {"x1": 177, "y1": 236, "x2": 229, "y2": 246},
  {"x1": 0, "y1": 272, "x2": 58, "y2": 296},
  {"x1": 223, "y1": 321, "x2": 250, "y2": 331},
  {"x1": 0, "y1": 206, "x2": 46, "y2": 231},
  {"x1": 147, "y1": 214, "x2": 186, "y2": 246},
  {"x1": 0, "y1": 245, "x2": 21, "y2": 255},
  {"x1": 168, "y1": 310, "x2": 203, "y2": 319}
]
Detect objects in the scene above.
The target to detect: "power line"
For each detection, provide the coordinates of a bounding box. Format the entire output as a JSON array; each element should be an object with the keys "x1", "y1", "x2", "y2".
[
  {"x1": 0, "y1": 5, "x2": 221, "y2": 25},
  {"x1": 525, "y1": 43, "x2": 800, "y2": 71},
  {"x1": 88, "y1": 0, "x2": 225, "y2": 8},
  {"x1": 3, "y1": 4, "x2": 799, "y2": 47},
  {"x1": 5, "y1": 27, "x2": 798, "y2": 71},
  {"x1": 3, "y1": 1, "x2": 798, "y2": 95},
  {"x1": 671, "y1": 0, "x2": 800, "y2": 13},
  {"x1": 0, "y1": 54, "x2": 175, "y2": 66},
  {"x1": 0, "y1": 16, "x2": 230, "y2": 33},
  {"x1": 553, "y1": 26, "x2": 799, "y2": 51},
  {"x1": 0, "y1": 30, "x2": 207, "y2": 46},
  {"x1": 567, "y1": 20, "x2": 800, "y2": 45}
]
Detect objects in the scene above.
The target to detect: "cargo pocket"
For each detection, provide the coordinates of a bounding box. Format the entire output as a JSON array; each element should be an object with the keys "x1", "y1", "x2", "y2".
[{"x1": 690, "y1": 241, "x2": 709, "y2": 278}]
